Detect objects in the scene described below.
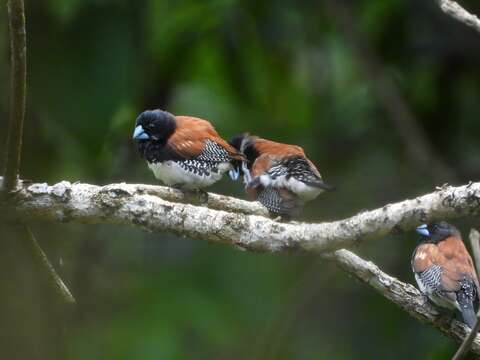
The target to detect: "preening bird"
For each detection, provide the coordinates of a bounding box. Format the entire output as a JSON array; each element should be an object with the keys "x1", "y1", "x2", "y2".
[
  {"x1": 229, "y1": 133, "x2": 333, "y2": 218},
  {"x1": 412, "y1": 222, "x2": 479, "y2": 328},
  {"x1": 132, "y1": 109, "x2": 244, "y2": 192}
]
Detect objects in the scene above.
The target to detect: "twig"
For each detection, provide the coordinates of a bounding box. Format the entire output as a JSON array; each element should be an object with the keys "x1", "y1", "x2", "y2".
[
  {"x1": 470, "y1": 229, "x2": 480, "y2": 280},
  {"x1": 20, "y1": 226, "x2": 76, "y2": 304},
  {"x1": 1, "y1": 1, "x2": 75, "y2": 305},
  {"x1": 452, "y1": 229, "x2": 480, "y2": 360},
  {"x1": 437, "y1": 0, "x2": 480, "y2": 34},
  {"x1": 2, "y1": 0, "x2": 27, "y2": 192},
  {"x1": 324, "y1": 0, "x2": 456, "y2": 183}
]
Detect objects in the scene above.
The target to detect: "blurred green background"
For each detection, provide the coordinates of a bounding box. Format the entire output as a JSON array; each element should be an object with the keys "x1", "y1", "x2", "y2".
[{"x1": 1, "y1": 0, "x2": 480, "y2": 359}]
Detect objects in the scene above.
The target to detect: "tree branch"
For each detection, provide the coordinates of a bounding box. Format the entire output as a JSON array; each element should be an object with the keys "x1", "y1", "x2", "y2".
[
  {"x1": 324, "y1": 0, "x2": 456, "y2": 183},
  {"x1": 328, "y1": 250, "x2": 480, "y2": 355},
  {"x1": 2, "y1": 178, "x2": 480, "y2": 352},
  {"x1": 3, "y1": 179, "x2": 480, "y2": 254},
  {"x1": 2, "y1": 0, "x2": 26, "y2": 192},
  {"x1": 2, "y1": 0, "x2": 75, "y2": 305},
  {"x1": 437, "y1": 0, "x2": 480, "y2": 34}
]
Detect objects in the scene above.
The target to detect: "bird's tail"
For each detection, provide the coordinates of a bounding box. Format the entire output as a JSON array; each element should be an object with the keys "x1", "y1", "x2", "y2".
[
  {"x1": 457, "y1": 291, "x2": 478, "y2": 328},
  {"x1": 304, "y1": 178, "x2": 335, "y2": 191}
]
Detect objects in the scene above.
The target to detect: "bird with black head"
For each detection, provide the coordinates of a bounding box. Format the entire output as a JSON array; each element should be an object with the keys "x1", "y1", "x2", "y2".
[
  {"x1": 133, "y1": 109, "x2": 244, "y2": 197},
  {"x1": 229, "y1": 133, "x2": 333, "y2": 219},
  {"x1": 412, "y1": 221, "x2": 479, "y2": 328}
]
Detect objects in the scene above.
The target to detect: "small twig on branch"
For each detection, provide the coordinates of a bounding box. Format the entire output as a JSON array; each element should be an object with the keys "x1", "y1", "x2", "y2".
[
  {"x1": 324, "y1": 0, "x2": 456, "y2": 183},
  {"x1": 452, "y1": 229, "x2": 480, "y2": 360},
  {"x1": 2, "y1": 0, "x2": 27, "y2": 192},
  {"x1": 437, "y1": 0, "x2": 480, "y2": 34},
  {"x1": 469, "y1": 229, "x2": 480, "y2": 278}
]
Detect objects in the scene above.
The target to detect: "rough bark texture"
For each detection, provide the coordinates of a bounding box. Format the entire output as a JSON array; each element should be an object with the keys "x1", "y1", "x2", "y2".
[
  {"x1": 3, "y1": 179, "x2": 480, "y2": 253},
  {"x1": 437, "y1": 0, "x2": 480, "y2": 33}
]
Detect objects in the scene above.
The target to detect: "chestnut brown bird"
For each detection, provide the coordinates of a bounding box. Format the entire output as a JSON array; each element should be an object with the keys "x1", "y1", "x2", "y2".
[
  {"x1": 412, "y1": 222, "x2": 479, "y2": 328},
  {"x1": 229, "y1": 133, "x2": 333, "y2": 217},
  {"x1": 133, "y1": 109, "x2": 244, "y2": 191}
]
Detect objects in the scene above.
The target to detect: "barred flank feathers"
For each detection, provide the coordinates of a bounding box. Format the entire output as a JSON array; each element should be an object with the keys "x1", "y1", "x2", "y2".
[{"x1": 257, "y1": 187, "x2": 302, "y2": 218}]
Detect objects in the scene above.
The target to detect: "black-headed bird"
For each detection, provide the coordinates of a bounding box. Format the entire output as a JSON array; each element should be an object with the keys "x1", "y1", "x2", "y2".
[
  {"x1": 133, "y1": 109, "x2": 244, "y2": 193},
  {"x1": 229, "y1": 133, "x2": 333, "y2": 218},
  {"x1": 412, "y1": 221, "x2": 479, "y2": 328}
]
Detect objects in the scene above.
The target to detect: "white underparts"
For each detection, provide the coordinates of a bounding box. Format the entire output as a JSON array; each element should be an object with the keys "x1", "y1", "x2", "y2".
[
  {"x1": 258, "y1": 174, "x2": 323, "y2": 201},
  {"x1": 148, "y1": 161, "x2": 232, "y2": 189}
]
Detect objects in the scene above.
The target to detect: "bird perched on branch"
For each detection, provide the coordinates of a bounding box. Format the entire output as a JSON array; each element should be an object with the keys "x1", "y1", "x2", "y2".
[
  {"x1": 229, "y1": 133, "x2": 333, "y2": 218},
  {"x1": 412, "y1": 222, "x2": 479, "y2": 328},
  {"x1": 132, "y1": 109, "x2": 244, "y2": 196}
]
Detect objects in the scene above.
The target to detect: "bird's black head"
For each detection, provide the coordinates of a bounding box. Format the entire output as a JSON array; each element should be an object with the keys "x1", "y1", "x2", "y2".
[
  {"x1": 229, "y1": 133, "x2": 247, "y2": 154},
  {"x1": 228, "y1": 133, "x2": 260, "y2": 181},
  {"x1": 228, "y1": 133, "x2": 248, "y2": 180},
  {"x1": 416, "y1": 221, "x2": 459, "y2": 243},
  {"x1": 229, "y1": 133, "x2": 259, "y2": 165},
  {"x1": 132, "y1": 109, "x2": 176, "y2": 144}
]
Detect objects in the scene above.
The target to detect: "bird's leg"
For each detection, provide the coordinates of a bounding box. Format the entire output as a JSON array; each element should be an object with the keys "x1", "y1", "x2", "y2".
[
  {"x1": 421, "y1": 294, "x2": 429, "y2": 307},
  {"x1": 192, "y1": 189, "x2": 209, "y2": 204}
]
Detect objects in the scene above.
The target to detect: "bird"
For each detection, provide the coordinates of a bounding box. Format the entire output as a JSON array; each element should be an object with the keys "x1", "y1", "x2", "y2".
[
  {"x1": 228, "y1": 133, "x2": 333, "y2": 218},
  {"x1": 412, "y1": 221, "x2": 479, "y2": 328},
  {"x1": 132, "y1": 109, "x2": 245, "y2": 195}
]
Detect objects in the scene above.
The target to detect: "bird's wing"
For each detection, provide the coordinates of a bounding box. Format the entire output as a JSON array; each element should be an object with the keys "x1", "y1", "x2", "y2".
[
  {"x1": 438, "y1": 236, "x2": 479, "y2": 292},
  {"x1": 415, "y1": 265, "x2": 443, "y2": 295},
  {"x1": 268, "y1": 156, "x2": 331, "y2": 189},
  {"x1": 411, "y1": 243, "x2": 438, "y2": 273},
  {"x1": 250, "y1": 154, "x2": 276, "y2": 179},
  {"x1": 168, "y1": 116, "x2": 244, "y2": 161}
]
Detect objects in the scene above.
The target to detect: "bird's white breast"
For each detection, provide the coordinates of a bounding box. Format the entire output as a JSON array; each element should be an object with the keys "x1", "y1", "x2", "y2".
[
  {"x1": 148, "y1": 161, "x2": 231, "y2": 189},
  {"x1": 259, "y1": 174, "x2": 323, "y2": 201}
]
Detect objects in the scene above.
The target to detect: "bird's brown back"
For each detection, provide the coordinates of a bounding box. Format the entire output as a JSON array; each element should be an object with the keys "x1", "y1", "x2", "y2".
[
  {"x1": 413, "y1": 236, "x2": 479, "y2": 292},
  {"x1": 169, "y1": 116, "x2": 245, "y2": 160}
]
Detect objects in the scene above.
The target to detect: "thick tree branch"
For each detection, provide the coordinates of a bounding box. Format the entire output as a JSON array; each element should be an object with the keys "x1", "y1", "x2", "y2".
[
  {"x1": 437, "y1": 0, "x2": 480, "y2": 34},
  {"x1": 328, "y1": 250, "x2": 480, "y2": 355},
  {"x1": 3, "y1": 0, "x2": 26, "y2": 192},
  {"x1": 3, "y1": 179, "x2": 480, "y2": 254},
  {"x1": 2, "y1": 178, "x2": 480, "y2": 352}
]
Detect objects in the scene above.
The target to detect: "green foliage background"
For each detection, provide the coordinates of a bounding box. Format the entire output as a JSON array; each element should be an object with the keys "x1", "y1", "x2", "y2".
[{"x1": 1, "y1": 0, "x2": 480, "y2": 359}]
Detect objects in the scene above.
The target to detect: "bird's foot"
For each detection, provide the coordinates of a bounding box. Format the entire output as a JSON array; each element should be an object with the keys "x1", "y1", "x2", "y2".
[{"x1": 179, "y1": 188, "x2": 208, "y2": 205}]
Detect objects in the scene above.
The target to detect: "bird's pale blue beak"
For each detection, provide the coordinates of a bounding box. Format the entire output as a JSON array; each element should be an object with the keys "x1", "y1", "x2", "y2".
[
  {"x1": 132, "y1": 125, "x2": 149, "y2": 140},
  {"x1": 229, "y1": 168, "x2": 240, "y2": 181},
  {"x1": 416, "y1": 224, "x2": 430, "y2": 237}
]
